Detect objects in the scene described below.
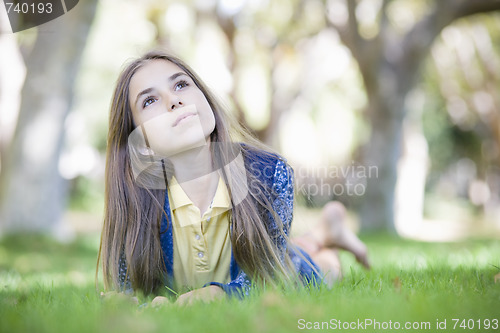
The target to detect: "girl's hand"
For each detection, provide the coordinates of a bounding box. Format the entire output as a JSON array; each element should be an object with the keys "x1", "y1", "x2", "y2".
[
  {"x1": 175, "y1": 285, "x2": 226, "y2": 306},
  {"x1": 151, "y1": 296, "x2": 170, "y2": 307}
]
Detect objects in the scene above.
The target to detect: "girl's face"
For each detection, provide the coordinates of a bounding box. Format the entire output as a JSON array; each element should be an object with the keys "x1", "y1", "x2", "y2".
[{"x1": 128, "y1": 60, "x2": 216, "y2": 157}]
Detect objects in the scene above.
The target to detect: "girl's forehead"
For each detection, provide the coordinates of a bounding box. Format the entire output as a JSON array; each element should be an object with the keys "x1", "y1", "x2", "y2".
[
  {"x1": 128, "y1": 60, "x2": 187, "y2": 98},
  {"x1": 133, "y1": 59, "x2": 184, "y2": 81}
]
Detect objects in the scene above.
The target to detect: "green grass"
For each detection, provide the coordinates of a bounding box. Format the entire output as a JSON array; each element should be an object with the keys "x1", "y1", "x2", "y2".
[{"x1": 1, "y1": 233, "x2": 499, "y2": 333}]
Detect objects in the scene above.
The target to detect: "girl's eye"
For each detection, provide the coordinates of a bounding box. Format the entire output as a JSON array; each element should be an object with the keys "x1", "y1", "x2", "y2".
[
  {"x1": 174, "y1": 80, "x2": 189, "y2": 91},
  {"x1": 143, "y1": 96, "x2": 157, "y2": 108}
]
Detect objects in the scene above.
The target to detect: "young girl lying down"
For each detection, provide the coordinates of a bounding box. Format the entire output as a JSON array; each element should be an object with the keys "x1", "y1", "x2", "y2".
[{"x1": 98, "y1": 51, "x2": 370, "y2": 305}]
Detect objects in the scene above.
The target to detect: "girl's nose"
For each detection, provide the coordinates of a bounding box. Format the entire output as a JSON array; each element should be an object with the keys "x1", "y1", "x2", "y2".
[
  {"x1": 171, "y1": 100, "x2": 183, "y2": 111},
  {"x1": 168, "y1": 93, "x2": 183, "y2": 111}
]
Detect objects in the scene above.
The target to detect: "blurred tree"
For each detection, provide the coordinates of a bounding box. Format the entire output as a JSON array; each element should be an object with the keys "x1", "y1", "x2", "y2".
[
  {"x1": 422, "y1": 15, "x2": 500, "y2": 219},
  {"x1": 146, "y1": 0, "x2": 324, "y2": 147},
  {"x1": 324, "y1": 0, "x2": 500, "y2": 231},
  {"x1": 429, "y1": 17, "x2": 500, "y2": 174},
  {"x1": 110, "y1": 0, "x2": 500, "y2": 232},
  {"x1": 0, "y1": 0, "x2": 98, "y2": 237}
]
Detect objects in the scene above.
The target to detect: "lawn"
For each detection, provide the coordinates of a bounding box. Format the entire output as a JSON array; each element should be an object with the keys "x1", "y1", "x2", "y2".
[{"x1": 0, "y1": 233, "x2": 499, "y2": 333}]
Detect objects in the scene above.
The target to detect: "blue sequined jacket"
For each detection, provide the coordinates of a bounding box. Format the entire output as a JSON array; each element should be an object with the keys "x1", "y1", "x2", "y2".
[{"x1": 120, "y1": 147, "x2": 321, "y2": 298}]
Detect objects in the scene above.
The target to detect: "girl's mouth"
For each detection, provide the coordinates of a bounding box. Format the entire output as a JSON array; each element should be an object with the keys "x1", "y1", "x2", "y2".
[{"x1": 172, "y1": 106, "x2": 198, "y2": 127}]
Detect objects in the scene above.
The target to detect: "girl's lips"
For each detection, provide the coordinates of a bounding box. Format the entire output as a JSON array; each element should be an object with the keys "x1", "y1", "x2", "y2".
[{"x1": 172, "y1": 112, "x2": 197, "y2": 127}]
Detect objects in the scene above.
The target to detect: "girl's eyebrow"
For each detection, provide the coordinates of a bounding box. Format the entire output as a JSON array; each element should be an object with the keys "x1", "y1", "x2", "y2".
[
  {"x1": 169, "y1": 72, "x2": 187, "y2": 82},
  {"x1": 134, "y1": 72, "x2": 188, "y2": 107},
  {"x1": 134, "y1": 87, "x2": 154, "y2": 107}
]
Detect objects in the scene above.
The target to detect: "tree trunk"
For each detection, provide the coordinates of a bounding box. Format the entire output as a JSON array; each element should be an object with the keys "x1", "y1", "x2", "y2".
[
  {"x1": 0, "y1": 0, "x2": 98, "y2": 237},
  {"x1": 0, "y1": 9, "x2": 27, "y2": 172},
  {"x1": 359, "y1": 82, "x2": 405, "y2": 231},
  {"x1": 326, "y1": 0, "x2": 500, "y2": 231}
]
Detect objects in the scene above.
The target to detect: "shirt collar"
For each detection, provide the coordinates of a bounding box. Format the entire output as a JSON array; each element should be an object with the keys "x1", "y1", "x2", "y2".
[
  {"x1": 211, "y1": 176, "x2": 231, "y2": 210},
  {"x1": 167, "y1": 176, "x2": 192, "y2": 211},
  {"x1": 168, "y1": 175, "x2": 231, "y2": 211}
]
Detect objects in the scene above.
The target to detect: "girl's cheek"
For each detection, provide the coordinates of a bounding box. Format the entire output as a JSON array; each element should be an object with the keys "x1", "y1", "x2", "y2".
[{"x1": 142, "y1": 107, "x2": 162, "y2": 122}]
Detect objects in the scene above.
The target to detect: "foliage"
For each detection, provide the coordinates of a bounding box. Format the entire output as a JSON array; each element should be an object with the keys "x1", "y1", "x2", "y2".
[{"x1": 67, "y1": 176, "x2": 105, "y2": 214}]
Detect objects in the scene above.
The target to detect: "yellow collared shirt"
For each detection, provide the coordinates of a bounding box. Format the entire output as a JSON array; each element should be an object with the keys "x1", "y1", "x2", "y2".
[{"x1": 168, "y1": 176, "x2": 232, "y2": 292}]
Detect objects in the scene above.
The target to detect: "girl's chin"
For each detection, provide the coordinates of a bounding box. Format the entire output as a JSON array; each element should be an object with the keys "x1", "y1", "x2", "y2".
[{"x1": 153, "y1": 138, "x2": 209, "y2": 158}]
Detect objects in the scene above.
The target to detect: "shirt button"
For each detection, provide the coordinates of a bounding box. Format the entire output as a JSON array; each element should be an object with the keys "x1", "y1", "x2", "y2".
[
  {"x1": 198, "y1": 252, "x2": 204, "y2": 258},
  {"x1": 206, "y1": 217, "x2": 211, "y2": 222},
  {"x1": 195, "y1": 234, "x2": 201, "y2": 240}
]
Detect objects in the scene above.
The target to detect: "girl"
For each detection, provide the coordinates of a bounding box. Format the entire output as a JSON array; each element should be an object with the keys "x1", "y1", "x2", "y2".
[{"x1": 98, "y1": 51, "x2": 369, "y2": 305}]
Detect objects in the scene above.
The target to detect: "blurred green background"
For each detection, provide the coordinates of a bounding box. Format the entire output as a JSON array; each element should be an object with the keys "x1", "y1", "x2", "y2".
[
  {"x1": 0, "y1": 0, "x2": 499, "y2": 269},
  {"x1": 1, "y1": 1, "x2": 499, "y2": 331}
]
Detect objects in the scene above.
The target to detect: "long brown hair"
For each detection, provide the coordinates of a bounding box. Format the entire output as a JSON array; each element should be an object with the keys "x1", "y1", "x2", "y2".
[{"x1": 97, "y1": 50, "x2": 298, "y2": 294}]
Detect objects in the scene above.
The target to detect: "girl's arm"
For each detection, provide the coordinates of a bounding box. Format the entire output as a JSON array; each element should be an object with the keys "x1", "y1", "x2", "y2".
[{"x1": 204, "y1": 269, "x2": 252, "y2": 299}]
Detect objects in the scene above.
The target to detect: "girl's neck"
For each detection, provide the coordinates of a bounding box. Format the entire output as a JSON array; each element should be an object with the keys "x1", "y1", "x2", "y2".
[
  {"x1": 170, "y1": 143, "x2": 213, "y2": 181},
  {"x1": 170, "y1": 142, "x2": 219, "y2": 216}
]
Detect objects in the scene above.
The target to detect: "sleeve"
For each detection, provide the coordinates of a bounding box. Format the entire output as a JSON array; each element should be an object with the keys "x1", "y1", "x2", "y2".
[
  {"x1": 205, "y1": 158, "x2": 293, "y2": 298},
  {"x1": 205, "y1": 270, "x2": 252, "y2": 299},
  {"x1": 269, "y1": 159, "x2": 294, "y2": 252},
  {"x1": 118, "y1": 252, "x2": 134, "y2": 294},
  {"x1": 268, "y1": 159, "x2": 324, "y2": 286}
]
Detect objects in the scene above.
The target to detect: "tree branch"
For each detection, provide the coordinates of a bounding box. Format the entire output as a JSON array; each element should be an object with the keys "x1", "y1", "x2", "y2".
[
  {"x1": 399, "y1": 0, "x2": 500, "y2": 93},
  {"x1": 346, "y1": 0, "x2": 361, "y2": 56},
  {"x1": 324, "y1": 0, "x2": 360, "y2": 58},
  {"x1": 455, "y1": 0, "x2": 500, "y2": 19},
  {"x1": 324, "y1": 0, "x2": 382, "y2": 87}
]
